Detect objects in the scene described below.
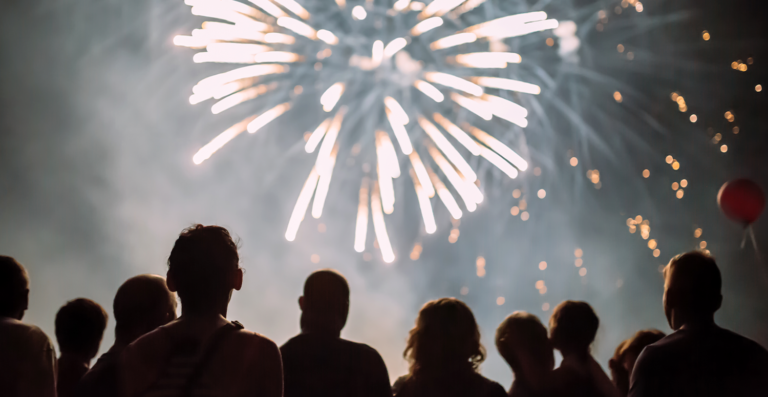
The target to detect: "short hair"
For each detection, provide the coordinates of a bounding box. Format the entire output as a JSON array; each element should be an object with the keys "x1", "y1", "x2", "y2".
[
  {"x1": 665, "y1": 251, "x2": 722, "y2": 315},
  {"x1": 168, "y1": 225, "x2": 239, "y2": 309},
  {"x1": 404, "y1": 298, "x2": 485, "y2": 375},
  {"x1": 114, "y1": 275, "x2": 176, "y2": 337},
  {"x1": 303, "y1": 269, "x2": 349, "y2": 310},
  {"x1": 55, "y1": 298, "x2": 108, "y2": 356},
  {"x1": 496, "y1": 311, "x2": 552, "y2": 372},
  {"x1": 0, "y1": 256, "x2": 28, "y2": 317},
  {"x1": 549, "y1": 300, "x2": 599, "y2": 352}
]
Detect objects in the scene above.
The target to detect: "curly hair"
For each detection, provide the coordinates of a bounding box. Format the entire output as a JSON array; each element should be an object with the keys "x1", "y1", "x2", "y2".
[
  {"x1": 404, "y1": 298, "x2": 486, "y2": 376},
  {"x1": 168, "y1": 224, "x2": 240, "y2": 310}
]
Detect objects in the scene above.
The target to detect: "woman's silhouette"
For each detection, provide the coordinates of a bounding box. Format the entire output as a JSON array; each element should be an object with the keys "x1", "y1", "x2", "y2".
[{"x1": 393, "y1": 298, "x2": 506, "y2": 397}]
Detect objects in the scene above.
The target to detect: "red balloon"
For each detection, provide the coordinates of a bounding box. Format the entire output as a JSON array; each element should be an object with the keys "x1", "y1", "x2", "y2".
[{"x1": 718, "y1": 179, "x2": 766, "y2": 225}]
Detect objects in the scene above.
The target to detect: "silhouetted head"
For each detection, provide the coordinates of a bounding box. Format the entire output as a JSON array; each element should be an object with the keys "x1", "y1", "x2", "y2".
[
  {"x1": 167, "y1": 225, "x2": 243, "y2": 316},
  {"x1": 496, "y1": 311, "x2": 554, "y2": 380},
  {"x1": 114, "y1": 274, "x2": 177, "y2": 344},
  {"x1": 549, "y1": 300, "x2": 599, "y2": 357},
  {"x1": 609, "y1": 329, "x2": 665, "y2": 396},
  {"x1": 663, "y1": 251, "x2": 722, "y2": 330},
  {"x1": 404, "y1": 298, "x2": 485, "y2": 376},
  {"x1": 0, "y1": 256, "x2": 29, "y2": 320},
  {"x1": 55, "y1": 298, "x2": 108, "y2": 360},
  {"x1": 299, "y1": 269, "x2": 350, "y2": 335}
]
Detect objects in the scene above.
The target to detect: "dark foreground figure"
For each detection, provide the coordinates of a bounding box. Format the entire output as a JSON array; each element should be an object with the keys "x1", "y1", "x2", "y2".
[
  {"x1": 495, "y1": 311, "x2": 555, "y2": 397},
  {"x1": 4, "y1": 224, "x2": 768, "y2": 397},
  {"x1": 280, "y1": 269, "x2": 391, "y2": 397},
  {"x1": 0, "y1": 256, "x2": 57, "y2": 397},
  {"x1": 393, "y1": 298, "x2": 507, "y2": 397},
  {"x1": 629, "y1": 252, "x2": 768, "y2": 397},
  {"x1": 77, "y1": 274, "x2": 177, "y2": 397},
  {"x1": 609, "y1": 329, "x2": 665, "y2": 397},
  {"x1": 549, "y1": 301, "x2": 619, "y2": 397},
  {"x1": 54, "y1": 298, "x2": 108, "y2": 397},
  {"x1": 119, "y1": 225, "x2": 283, "y2": 397}
]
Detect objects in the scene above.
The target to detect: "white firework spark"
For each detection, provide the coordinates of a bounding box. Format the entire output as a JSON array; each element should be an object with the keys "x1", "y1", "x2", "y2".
[{"x1": 176, "y1": 0, "x2": 558, "y2": 263}]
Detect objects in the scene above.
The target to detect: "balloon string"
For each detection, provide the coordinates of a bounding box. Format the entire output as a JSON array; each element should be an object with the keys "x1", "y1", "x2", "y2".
[
  {"x1": 741, "y1": 227, "x2": 749, "y2": 249},
  {"x1": 749, "y1": 225, "x2": 762, "y2": 263},
  {"x1": 743, "y1": 225, "x2": 768, "y2": 286}
]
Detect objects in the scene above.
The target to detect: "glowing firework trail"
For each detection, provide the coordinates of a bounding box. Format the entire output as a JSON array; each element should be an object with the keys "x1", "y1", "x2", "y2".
[
  {"x1": 411, "y1": 169, "x2": 437, "y2": 234},
  {"x1": 427, "y1": 166, "x2": 463, "y2": 219},
  {"x1": 311, "y1": 145, "x2": 338, "y2": 219},
  {"x1": 285, "y1": 167, "x2": 319, "y2": 242},
  {"x1": 354, "y1": 177, "x2": 370, "y2": 253},
  {"x1": 177, "y1": 0, "x2": 556, "y2": 261},
  {"x1": 371, "y1": 181, "x2": 395, "y2": 263}
]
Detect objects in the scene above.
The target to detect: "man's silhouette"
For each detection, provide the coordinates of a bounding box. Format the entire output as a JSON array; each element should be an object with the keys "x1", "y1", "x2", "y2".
[
  {"x1": 54, "y1": 298, "x2": 108, "y2": 397},
  {"x1": 77, "y1": 274, "x2": 176, "y2": 397},
  {"x1": 0, "y1": 255, "x2": 57, "y2": 397},
  {"x1": 280, "y1": 269, "x2": 391, "y2": 397},
  {"x1": 629, "y1": 251, "x2": 768, "y2": 397},
  {"x1": 120, "y1": 225, "x2": 282, "y2": 397}
]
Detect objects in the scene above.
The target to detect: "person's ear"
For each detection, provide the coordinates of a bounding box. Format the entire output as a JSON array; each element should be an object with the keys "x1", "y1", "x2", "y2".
[
  {"x1": 299, "y1": 296, "x2": 305, "y2": 311},
  {"x1": 714, "y1": 294, "x2": 723, "y2": 312},
  {"x1": 232, "y1": 268, "x2": 243, "y2": 291},
  {"x1": 22, "y1": 289, "x2": 29, "y2": 311},
  {"x1": 166, "y1": 270, "x2": 178, "y2": 292}
]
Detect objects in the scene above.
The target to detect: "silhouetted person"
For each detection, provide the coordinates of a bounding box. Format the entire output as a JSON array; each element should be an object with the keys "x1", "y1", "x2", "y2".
[
  {"x1": 0, "y1": 255, "x2": 57, "y2": 397},
  {"x1": 393, "y1": 298, "x2": 506, "y2": 397},
  {"x1": 120, "y1": 224, "x2": 282, "y2": 397},
  {"x1": 609, "y1": 329, "x2": 665, "y2": 397},
  {"x1": 77, "y1": 274, "x2": 177, "y2": 397},
  {"x1": 549, "y1": 301, "x2": 620, "y2": 397},
  {"x1": 496, "y1": 312, "x2": 555, "y2": 397},
  {"x1": 629, "y1": 252, "x2": 768, "y2": 397},
  {"x1": 280, "y1": 269, "x2": 391, "y2": 397},
  {"x1": 55, "y1": 298, "x2": 108, "y2": 397}
]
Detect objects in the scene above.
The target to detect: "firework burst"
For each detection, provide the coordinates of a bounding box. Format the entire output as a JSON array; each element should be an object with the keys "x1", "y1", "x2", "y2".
[{"x1": 175, "y1": 0, "x2": 560, "y2": 263}]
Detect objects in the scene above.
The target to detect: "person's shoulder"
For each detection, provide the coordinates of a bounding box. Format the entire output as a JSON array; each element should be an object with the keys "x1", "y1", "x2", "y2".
[
  {"x1": 473, "y1": 372, "x2": 507, "y2": 397},
  {"x1": 718, "y1": 327, "x2": 767, "y2": 349},
  {"x1": 717, "y1": 328, "x2": 768, "y2": 359},
  {"x1": 279, "y1": 333, "x2": 304, "y2": 351},
  {"x1": 0, "y1": 317, "x2": 43, "y2": 334},
  {"x1": 392, "y1": 374, "x2": 411, "y2": 395},
  {"x1": 231, "y1": 327, "x2": 278, "y2": 348},
  {"x1": 339, "y1": 338, "x2": 386, "y2": 360},
  {"x1": 123, "y1": 323, "x2": 185, "y2": 369},
  {"x1": 631, "y1": 332, "x2": 682, "y2": 380},
  {"x1": 0, "y1": 318, "x2": 53, "y2": 348},
  {"x1": 127, "y1": 323, "x2": 170, "y2": 351},
  {"x1": 552, "y1": 364, "x2": 583, "y2": 389},
  {"x1": 637, "y1": 330, "x2": 684, "y2": 359}
]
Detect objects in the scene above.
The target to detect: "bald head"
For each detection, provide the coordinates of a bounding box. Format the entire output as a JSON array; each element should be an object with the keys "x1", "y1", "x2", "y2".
[
  {"x1": 114, "y1": 274, "x2": 177, "y2": 343},
  {"x1": 0, "y1": 256, "x2": 29, "y2": 319},
  {"x1": 664, "y1": 251, "x2": 722, "y2": 329},
  {"x1": 300, "y1": 269, "x2": 350, "y2": 334}
]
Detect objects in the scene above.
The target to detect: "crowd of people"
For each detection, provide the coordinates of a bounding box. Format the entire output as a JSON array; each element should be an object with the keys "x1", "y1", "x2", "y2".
[{"x1": 1, "y1": 224, "x2": 767, "y2": 397}]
